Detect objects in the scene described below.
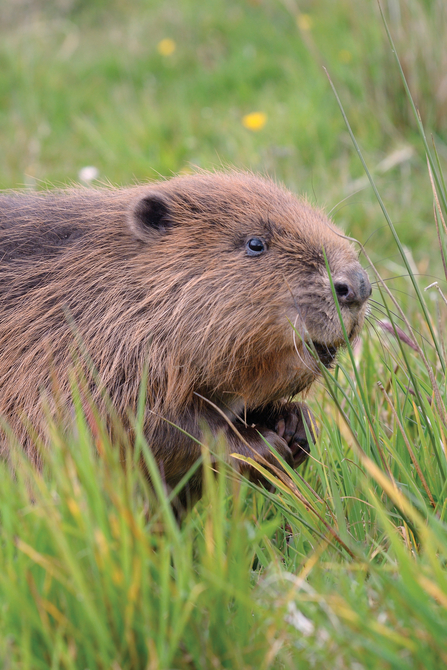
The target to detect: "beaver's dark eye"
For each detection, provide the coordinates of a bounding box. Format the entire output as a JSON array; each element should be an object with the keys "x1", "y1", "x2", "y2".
[{"x1": 246, "y1": 237, "x2": 266, "y2": 256}]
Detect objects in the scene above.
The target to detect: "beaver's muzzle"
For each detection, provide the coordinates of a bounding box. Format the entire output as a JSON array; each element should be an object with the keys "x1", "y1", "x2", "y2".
[{"x1": 333, "y1": 267, "x2": 372, "y2": 309}]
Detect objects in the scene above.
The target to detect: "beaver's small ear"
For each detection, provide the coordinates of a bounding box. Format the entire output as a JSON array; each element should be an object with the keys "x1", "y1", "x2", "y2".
[{"x1": 128, "y1": 192, "x2": 172, "y2": 242}]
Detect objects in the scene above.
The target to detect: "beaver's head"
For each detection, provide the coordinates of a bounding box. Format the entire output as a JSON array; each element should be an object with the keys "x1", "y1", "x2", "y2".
[{"x1": 127, "y1": 171, "x2": 371, "y2": 406}]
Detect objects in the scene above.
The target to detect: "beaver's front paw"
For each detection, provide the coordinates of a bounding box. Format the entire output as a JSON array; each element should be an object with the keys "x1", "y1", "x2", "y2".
[
  {"x1": 231, "y1": 427, "x2": 293, "y2": 486},
  {"x1": 274, "y1": 402, "x2": 316, "y2": 466}
]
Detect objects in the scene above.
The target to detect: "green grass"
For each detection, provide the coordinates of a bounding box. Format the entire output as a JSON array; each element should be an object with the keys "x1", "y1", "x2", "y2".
[{"x1": 1, "y1": 0, "x2": 447, "y2": 668}]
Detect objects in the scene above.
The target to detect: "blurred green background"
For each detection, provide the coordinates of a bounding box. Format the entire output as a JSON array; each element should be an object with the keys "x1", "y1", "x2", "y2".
[{"x1": 1, "y1": 0, "x2": 446, "y2": 271}]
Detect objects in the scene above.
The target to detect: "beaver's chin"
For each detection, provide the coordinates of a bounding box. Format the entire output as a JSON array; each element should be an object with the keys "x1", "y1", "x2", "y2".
[
  {"x1": 309, "y1": 322, "x2": 360, "y2": 369},
  {"x1": 311, "y1": 341, "x2": 339, "y2": 368}
]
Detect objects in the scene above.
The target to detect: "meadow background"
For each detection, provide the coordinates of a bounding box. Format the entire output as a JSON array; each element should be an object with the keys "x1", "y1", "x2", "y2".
[{"x1": 1, "y1": 0, "x2": 447, "y2": 668}]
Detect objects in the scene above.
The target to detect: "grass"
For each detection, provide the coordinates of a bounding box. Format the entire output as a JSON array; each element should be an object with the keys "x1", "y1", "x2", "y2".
[{"x1": 1, "y1": 0, "x2": 447, "y2": 668}]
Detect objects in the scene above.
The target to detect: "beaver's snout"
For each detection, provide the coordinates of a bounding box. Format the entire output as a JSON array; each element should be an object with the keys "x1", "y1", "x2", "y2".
[{"x1": 333, "y1": 267, "x2": 372, "y2": 309}]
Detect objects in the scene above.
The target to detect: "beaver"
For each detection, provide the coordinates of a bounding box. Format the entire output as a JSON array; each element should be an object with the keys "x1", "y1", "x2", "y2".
[{"x1": 0, "y1": 170, "x2": 371, "y2": 507}]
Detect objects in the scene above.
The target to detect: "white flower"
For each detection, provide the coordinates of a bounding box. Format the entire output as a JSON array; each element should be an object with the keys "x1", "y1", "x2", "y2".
[
  {"x1": 285, "y1": 602, "x2": 314, "y2": 636},
  {"x1": 78, "y1": 166, "x2": 99, "y2": 183}
]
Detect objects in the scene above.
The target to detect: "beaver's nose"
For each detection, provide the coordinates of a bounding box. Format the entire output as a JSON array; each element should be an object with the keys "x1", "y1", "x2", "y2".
[{"x1": 334, "y1": 268, "x2": 372, "y2": 307}]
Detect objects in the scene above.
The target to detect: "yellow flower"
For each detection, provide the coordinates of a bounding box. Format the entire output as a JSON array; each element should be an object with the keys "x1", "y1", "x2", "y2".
[
  {"x1": 296, "y1": 13, "x2": 313, "y2": 31},
  {"x1": 67, "y1": 498, "x2": 81, "y2": 519},
  {"x1": 242, "y1": 112, "x2": 267, "y2": 131},
  {"x1": 339, "y1": 49, "x2": 352, "y2": 64},
  {"x1": 157, "y1": 38, "x2": 176, "y2": 57}
]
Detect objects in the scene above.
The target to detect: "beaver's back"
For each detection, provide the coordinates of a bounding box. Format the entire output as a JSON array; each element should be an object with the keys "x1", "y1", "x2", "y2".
[{"x1": 0, "y1": 190, "x2": 141, "y2": 453}]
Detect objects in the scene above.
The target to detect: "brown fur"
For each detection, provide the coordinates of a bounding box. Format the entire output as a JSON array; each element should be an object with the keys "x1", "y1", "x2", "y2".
[{"x1": 0, "y1": 170, "x2": 370, "y2": 505}]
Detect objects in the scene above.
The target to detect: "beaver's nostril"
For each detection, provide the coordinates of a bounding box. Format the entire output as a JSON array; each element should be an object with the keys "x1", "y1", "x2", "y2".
[
  {"x1": 334, "y1": 282, "x2": 349, "y2": 297},
  {"x1": 334, "y1": 269, "x2": 372, "y2": 307},
  {"x1": 334, "y1": 282, "x2": 356, "y2": 303}
]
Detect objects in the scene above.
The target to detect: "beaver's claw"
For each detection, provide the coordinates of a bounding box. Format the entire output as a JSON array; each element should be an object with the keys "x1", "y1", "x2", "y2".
[{"x1": 274, "y1": 402, "x2": 317, "y2": 466}]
